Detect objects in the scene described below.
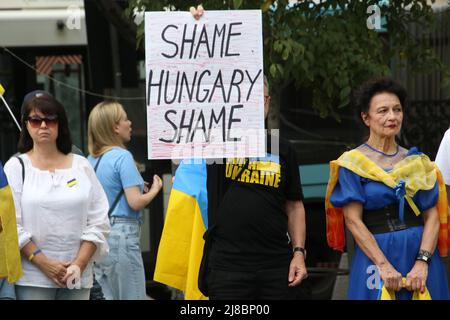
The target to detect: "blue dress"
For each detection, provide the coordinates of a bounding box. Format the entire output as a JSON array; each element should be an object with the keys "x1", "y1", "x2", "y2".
[{"x1": 330, "y1": 148, "x2": 450, "y2": 300}]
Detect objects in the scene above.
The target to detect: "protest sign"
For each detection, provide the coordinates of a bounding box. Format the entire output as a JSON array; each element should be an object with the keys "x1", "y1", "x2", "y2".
[{"x1": 145, "y1": 10, "x2": 265, "y2": 159}]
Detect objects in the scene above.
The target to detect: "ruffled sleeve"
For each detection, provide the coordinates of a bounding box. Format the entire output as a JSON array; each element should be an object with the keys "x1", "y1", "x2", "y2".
[
  {"x1": 79, "y1": 157, "x2": 111, "y2": 262},
  {"x1": 330, "y1": 167, "x2": 366, "y2": 207},
  {"x1": 408, "y1": 146, "x2": 439, "y2": 212},
  {"x1": 413, "y1": 181, "x2": 439, "y2": 212},
  {"x1": 4, "y1": 157, "x2": 32, "y2": 249}
]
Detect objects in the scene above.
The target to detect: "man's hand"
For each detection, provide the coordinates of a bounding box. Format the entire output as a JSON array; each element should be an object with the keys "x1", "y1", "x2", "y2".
[{"x1": 288, "y1": 253, "x2": 308, "y2": 287}]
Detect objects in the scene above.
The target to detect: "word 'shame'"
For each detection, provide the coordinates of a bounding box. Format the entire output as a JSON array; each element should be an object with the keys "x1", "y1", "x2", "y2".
[{"x1": 161, "y1": 22, "x2": 243, "y2": 59}]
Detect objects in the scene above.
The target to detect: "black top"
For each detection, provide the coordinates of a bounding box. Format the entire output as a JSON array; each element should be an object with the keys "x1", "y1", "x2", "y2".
[{"x1": 207, "y1": 136, "x2": 304, "y2": 271}]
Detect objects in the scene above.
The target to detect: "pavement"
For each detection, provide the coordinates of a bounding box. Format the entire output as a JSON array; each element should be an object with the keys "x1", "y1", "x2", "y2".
[{"x1": 331, "y1": 252, "x2": 349, "y2": 300}]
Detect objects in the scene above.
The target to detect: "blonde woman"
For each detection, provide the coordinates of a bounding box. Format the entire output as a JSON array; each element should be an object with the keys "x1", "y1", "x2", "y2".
[{"x1": 87, "y1": 101, "x2": 162, "y2": 300}]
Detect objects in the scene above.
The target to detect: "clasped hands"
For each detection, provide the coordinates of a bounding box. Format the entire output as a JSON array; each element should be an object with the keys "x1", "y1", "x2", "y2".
[
  {"x1": 379, "y1": 261, "x2": 428, "y2": 293},
  {"x1": 37, "y1": 258, "x2": 83, "y2": 288}
]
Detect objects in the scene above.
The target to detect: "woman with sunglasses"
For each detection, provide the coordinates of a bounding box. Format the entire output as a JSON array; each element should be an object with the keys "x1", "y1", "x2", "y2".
[{"x1": 3, "y1": 92, "x2": 111, "y2": 300}]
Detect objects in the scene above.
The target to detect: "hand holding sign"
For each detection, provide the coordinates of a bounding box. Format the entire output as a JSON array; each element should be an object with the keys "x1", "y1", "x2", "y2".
[{"x1": 190, "y1": 5, "x2": 204, "y2": 20}]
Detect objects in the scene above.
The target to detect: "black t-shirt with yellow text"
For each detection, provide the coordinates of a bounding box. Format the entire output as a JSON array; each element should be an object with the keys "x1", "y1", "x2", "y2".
[{"x1": 208, "y1": 137, "x2": 304, "y2": 271}]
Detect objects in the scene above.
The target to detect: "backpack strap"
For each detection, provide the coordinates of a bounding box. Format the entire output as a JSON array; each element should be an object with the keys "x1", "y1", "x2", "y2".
[
  {"x1": 94, "y1": 154, "x2": 104, "y2": 172},
  {"x1": 15, "y1": 156, "x2": 25, "y2": 183},
  {"x1": 93, "y1": 153, "x2": 123, "y2": 217},
  {"x1": 108, "y1": 190, "x2": 124, "y2": 217}
]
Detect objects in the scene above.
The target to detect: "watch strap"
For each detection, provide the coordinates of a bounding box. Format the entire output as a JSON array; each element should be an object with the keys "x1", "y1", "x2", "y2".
[
  {"x1": 293, "y1": 246, "x2": 306, "y2": 258},
  {"x1": 416, "y1": 249, "x2": 432, "y2": 264}
]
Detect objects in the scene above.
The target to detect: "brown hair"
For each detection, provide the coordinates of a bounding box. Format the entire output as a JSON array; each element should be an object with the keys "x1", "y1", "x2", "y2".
[{"x1": 18, "y1": 95, "x2": 72, "y2": 154}]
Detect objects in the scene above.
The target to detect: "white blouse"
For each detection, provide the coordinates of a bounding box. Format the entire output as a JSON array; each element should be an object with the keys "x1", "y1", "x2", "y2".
[{"x1": 4, "y1": 154, "x2": 110, "y2": 288}]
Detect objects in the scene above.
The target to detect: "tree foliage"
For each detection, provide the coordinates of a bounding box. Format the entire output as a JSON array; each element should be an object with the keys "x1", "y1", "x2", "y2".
[{"x1": 125, "y1": 0, "x2": 450, "y2": 121}]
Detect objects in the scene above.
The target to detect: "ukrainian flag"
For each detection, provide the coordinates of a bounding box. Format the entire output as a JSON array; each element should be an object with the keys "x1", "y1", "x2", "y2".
[
  {"x1": 154, "y1": 160, "x2": 208, "y2": 300},
  {"x1": 0, "y1": 162, "x2": 22, "y2": 283}
]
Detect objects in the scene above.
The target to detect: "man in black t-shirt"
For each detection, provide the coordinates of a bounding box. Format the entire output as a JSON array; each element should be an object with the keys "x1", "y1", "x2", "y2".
[{"x1": 205, "y1": 76, "x2": 308, "y2": 300}]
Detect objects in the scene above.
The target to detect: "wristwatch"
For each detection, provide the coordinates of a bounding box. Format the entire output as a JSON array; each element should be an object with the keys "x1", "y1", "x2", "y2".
[
  {"x1": 416, "y1": 249, "x2": 432, "y2": 264},
  {"x1": 293, "y1": 246, "x2": 306, "y2": 259}
]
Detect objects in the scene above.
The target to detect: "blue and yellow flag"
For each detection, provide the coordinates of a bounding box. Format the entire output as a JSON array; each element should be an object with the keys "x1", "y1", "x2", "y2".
[
  {"x1": 0, "y1": 162, "x2": 22, "y2": 283},
  {"x1": 154, "y1": 160, "x2": 208, "y2": 300}
]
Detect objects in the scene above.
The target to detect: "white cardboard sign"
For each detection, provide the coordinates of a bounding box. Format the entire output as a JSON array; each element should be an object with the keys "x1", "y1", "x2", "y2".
[{"x1": 145, "y1": 10, "x2": 265, "y2": 160}]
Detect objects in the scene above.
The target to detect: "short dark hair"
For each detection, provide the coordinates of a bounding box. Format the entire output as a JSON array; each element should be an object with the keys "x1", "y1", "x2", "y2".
[
  {"x1": 18, "y1": 95, "x2": 72, "y2": 154},
  {"x1": 352, "y1": 77, "x2": 407, "y2": 120}
]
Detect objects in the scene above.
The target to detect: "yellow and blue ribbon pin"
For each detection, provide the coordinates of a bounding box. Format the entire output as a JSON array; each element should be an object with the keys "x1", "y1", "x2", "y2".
[{"x1": 67, "y1": 178, "x2": 77, "y2": 187}]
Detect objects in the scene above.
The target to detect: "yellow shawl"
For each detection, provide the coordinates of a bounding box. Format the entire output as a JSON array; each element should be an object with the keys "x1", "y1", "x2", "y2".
[{"x1": 325, "y1": 149, "x2": 450, "y2": 257}]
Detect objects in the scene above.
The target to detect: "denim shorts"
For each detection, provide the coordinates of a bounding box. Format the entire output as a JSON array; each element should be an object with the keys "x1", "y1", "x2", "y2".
[{"x1": 94, "y1": 218, "x2": 146, "y2": 300}]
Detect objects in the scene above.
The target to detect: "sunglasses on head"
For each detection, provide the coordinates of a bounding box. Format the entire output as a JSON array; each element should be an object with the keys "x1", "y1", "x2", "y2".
[{"x1": 27, "y1": 115, "x2": 58, "y2": 128}]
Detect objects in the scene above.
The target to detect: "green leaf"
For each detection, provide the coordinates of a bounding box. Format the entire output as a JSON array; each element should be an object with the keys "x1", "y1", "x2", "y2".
[
  {"x1": 276, "y1": 64, "x2": 284, "y2": 77},
  {"x1": 301, "y1": 60, "x2": 309, "y2": 72},
  {"x1": 261, "y1": 0, "x2": 273, "y2": 13},
  {"x1": 282, "y1": 45, "x2": 291, "y2": 61},
  {"x1": 340, "y1": 86, "x2": 351, "y2": 100},
  {"x1": 319, "y1": 108, "x2": 329, "y2": 118},
  {"x1": 136, "y1": 25, "x2": 145, "y2": 49},
  {"x1": 340, "y1": 77, "x2": 350, "y2": 87},
  {"x1": 270, "y1": 64, "x2": 277, "y2": 78},
  {"x1": 324, "y1": 79, "x2": 333, "y2": 98},
  {"x1": 305, "y1": 51, "x2": 314, "y2": 63},
  {"x1": 337, "y1": 96, "x2": 350, "y2": 109},
  {"x1": 233, "y1": 0, "x2": 243, "y2": 9},
  {"x1": 274, "y1": 40, "x2": 283, "y2": 53}
]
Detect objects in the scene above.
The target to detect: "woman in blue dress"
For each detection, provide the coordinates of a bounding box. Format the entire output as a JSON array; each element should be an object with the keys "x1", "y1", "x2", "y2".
[{"x1": 326, "y1": 77, "x2": 450, "y2": 300}]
